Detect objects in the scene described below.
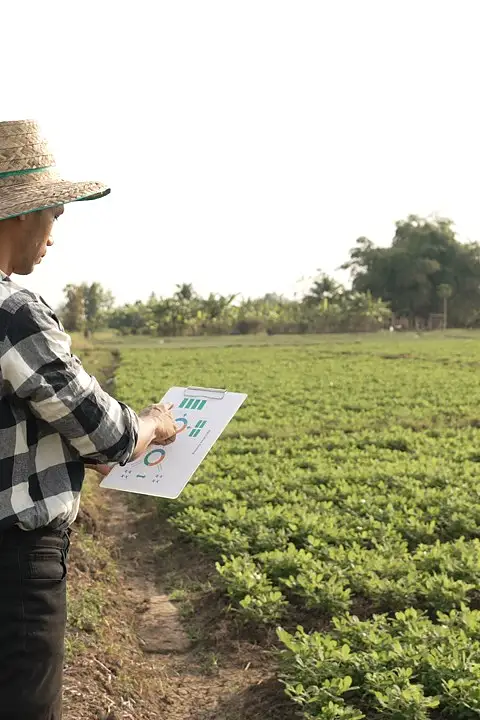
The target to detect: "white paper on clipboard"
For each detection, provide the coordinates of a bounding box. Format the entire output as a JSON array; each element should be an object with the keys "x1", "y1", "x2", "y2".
[{"x1": 100, "y1": 386, "x2": 247, "y2": 499}]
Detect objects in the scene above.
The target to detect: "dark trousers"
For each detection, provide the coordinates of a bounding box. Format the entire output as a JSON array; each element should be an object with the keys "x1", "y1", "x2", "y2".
[{"x1": 0, "y1": 526, "x2": 70, "y2": 720}]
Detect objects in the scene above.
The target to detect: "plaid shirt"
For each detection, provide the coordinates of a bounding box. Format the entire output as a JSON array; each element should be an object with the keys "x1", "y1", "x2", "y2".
[{"x1": 0, "y1": 271, "x2": 138, "y2": 531}]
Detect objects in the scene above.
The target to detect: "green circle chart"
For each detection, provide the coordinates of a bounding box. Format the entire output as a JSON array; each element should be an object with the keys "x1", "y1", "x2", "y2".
[{"x1": 144, "y1": 448, "x2": 166, "y2": 467}]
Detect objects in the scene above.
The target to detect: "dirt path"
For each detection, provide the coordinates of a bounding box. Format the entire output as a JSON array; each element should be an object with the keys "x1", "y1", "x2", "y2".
[
  {"x1": 65, "y1": 488, "x2": 292, "y2": 720},
  {"x1": 64, "y1": 348, "x2": 291, "y2": 719}
]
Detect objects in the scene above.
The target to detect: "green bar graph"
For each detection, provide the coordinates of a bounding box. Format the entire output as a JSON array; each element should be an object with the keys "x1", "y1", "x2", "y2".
[
  {"x1": 189, "y1": 420, "x2": 207, "y2": 437},
  {"x1": 179, "y1": 398, "x2": 207, "y2": 410}
]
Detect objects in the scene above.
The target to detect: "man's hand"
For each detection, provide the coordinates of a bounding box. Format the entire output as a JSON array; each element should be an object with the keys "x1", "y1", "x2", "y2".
[
  {"x1": 85, "y1": 464, "x2": 112, "y2": 477},
  {"x1": 86, "y1": 403, "x2": 178, "y2": 471},
  {"x1": 139, "y1": 402, "x2": 177, "y2": 445},
  {"x1": 129, "y1": 402, "x2": 177, "y2": 461}
]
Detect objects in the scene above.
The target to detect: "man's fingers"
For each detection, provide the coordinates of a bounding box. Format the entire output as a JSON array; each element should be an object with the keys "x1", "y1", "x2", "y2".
[
  {"x1": 152, "y1": 415, "x2": 178, "y2": 444},
  {"x1": 152, "y1": 402, "x2": 174, "y2": 413},
  {"x1": 152, "y1": 431, "x2": 176, "y2": 446},
  {"x1": 140, "y1": 401, "x2": 179, "y2": 445},
  {"x1": 160, "y1": 426, "x2": 177, "y2": 443},
  {"x1": 140, "y1": 402, "x2": 175, "y2": 418}
]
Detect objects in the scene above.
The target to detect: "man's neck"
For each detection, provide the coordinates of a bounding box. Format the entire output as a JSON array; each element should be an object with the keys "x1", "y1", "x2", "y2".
[{"x1": 0, "y1": 220, "x2": 15, "y2": 276}]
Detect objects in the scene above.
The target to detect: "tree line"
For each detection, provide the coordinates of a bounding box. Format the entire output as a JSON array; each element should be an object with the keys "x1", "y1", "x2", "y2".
[{"x1": 60, "y1": 215, "x2": 480, "y2": 336}]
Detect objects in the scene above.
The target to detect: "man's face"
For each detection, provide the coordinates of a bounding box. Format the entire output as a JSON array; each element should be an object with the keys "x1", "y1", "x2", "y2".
[{"x1": 13, "y1": 206, "x2": 64, "y2": 275}]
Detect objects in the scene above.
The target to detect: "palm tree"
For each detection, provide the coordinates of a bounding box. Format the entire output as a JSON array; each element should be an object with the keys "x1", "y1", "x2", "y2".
[
  {"x1": 174, "y1": 283, "x2": 196, "y2": 302},
  {"x1": 303, "y1": 272, "x2": 343, "y2": 307}
]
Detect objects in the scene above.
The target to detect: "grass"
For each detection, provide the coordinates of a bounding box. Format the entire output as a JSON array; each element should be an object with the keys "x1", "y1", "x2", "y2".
[
  {"x1": 65, "y1": 480, "x2": 120, "y2": 659},
  {"x1": 70, "y1": 327, "x2": 480, "y2": 352},
  {"x1": 64, "y1": 344, "x2": 155, "y2": 714},
  {"x1": 65, "y1": 347, "x2": 115, "y2": 660}
]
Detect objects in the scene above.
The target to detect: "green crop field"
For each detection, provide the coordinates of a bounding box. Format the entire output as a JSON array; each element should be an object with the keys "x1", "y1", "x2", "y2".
[{"x1": 113, "y1": 335, "x2": 480, "y2": 719}]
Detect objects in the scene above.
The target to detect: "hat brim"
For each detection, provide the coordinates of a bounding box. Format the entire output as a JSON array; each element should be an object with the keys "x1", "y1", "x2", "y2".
[{"x1": 0, "y1": 179, "x2": 110, "y2": 221}]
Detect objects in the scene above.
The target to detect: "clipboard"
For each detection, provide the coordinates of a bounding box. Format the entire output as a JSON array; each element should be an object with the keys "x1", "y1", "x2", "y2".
[
  {"x1": 183, "y1": 386, "x2": 227, "y2": 400},
  {"x1": 100, "y1": 386, "x2": 247, "y2": 499}
]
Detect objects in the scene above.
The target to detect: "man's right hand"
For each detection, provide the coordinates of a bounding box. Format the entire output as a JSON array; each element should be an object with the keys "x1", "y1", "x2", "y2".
[
  {"x1": 139, "y1": 402, "x2": 177, "y2": 445},
  {"x1": 131, "y1": 402, "x2": 178, "y2": 460}
]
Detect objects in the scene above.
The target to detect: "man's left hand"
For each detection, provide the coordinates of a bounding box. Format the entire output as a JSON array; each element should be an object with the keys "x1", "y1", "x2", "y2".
[{"x1": 85, "y1": 464, "x2": 112, "y2": 477}]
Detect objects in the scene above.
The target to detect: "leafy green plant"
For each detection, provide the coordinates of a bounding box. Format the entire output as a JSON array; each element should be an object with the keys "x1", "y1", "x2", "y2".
[{"x1": 115, "y1": 336, "x2": 480, "y2": 718}]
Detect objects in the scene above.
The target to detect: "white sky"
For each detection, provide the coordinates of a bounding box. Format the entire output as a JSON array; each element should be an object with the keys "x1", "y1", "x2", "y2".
[{"x1": 4, "y1": 0, "x2": 480, "y2": 308}]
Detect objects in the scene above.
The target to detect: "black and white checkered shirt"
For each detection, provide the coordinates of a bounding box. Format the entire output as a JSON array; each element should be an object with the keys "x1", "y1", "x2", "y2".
[{"x1": 0, "y1": 271, "x2": 139, "y2": 531}]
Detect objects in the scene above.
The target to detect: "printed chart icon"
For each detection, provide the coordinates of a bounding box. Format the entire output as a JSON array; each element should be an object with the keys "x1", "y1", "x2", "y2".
[
  {"x1": 175, "y1": 416, "x2": 189, "y2": 433},
  {"x1": 189, "y1": 420, "x2": 207, "y2": 438},
  {"x1": 144, "y1": 448, "x2": 166, "y2": 466},
  {"x1": 179, "y1": 398, "x2": 207, "y2": 410}
]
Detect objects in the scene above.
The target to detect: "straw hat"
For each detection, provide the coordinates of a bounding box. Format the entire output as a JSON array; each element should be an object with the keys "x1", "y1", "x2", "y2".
[{"x1": 0, "y1": 120, "x2": 110, "y2": 221}]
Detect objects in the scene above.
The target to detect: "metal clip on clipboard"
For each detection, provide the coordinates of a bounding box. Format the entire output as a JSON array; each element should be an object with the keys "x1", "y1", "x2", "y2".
[{"x1": 183, "y1": 386, "x2": 226, "y2": 401}]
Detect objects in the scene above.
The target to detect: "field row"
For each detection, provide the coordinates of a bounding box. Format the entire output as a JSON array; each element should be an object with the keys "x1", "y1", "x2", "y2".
[{"x1": 114, "y1": 337, "x2": 480, "y2": 719}]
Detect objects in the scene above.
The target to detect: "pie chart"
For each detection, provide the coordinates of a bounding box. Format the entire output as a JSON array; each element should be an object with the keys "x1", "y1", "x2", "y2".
[
  {"x1": 144, "y1": 448, "x2": 166, "y2": 467},
  {"x1": 175, "y1": 417, "x2": 189, "y2": 433}
]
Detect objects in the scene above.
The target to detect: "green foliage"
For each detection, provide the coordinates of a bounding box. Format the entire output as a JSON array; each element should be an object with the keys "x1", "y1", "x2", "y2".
[
  {"x1": 63, "y1": 214, "x2": 480, "y2": 335},
  {"x1": 344, "y1": 215, "x2": 480, "y2": 325},
  {"x1": 216, "y1": 555, "x2": 288, "y2": 622},
  {"x1": 105, "y1": 280, "x2": 389, "y2": 337},
  {"x1": 277, "y1": 607, "x2": 480, "y2": 719},
  {"x1": 115, "y1": 335, "x2": 480, "y2": 718},
  {"x1": 62, "y1": 283, "x2": 85, "y2": 332},
  {"x1": 61, "y1": 281, "x2": 114, "y2": 335},
  {"x1": 83, "y1": 281, "x2": 114, "y2": 335},
  {"x1": 67, "y1": 585, "x2": 105, "y2": 632}
]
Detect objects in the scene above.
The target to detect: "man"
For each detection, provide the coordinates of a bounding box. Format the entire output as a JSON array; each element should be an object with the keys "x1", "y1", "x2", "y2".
[{"x1": 0, "y1": 120, "x2": 177, "y2": 720}]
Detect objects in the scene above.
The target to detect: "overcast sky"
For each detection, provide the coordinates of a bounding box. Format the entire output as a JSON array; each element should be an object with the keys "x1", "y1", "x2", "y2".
[{"x1": 4, "y1": 0, "x2": 480, "y2": 308}]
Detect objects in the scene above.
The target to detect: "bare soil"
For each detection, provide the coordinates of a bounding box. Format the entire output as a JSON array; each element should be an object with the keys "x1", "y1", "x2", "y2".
[{"x1": 63, "y1": 485, "x2": 294, "y2": 720}]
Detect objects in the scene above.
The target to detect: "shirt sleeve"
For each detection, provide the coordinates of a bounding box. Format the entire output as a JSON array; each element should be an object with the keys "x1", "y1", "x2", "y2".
[{"x1": 0, "y1": 299, "x2": 139, "y2": 465}]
